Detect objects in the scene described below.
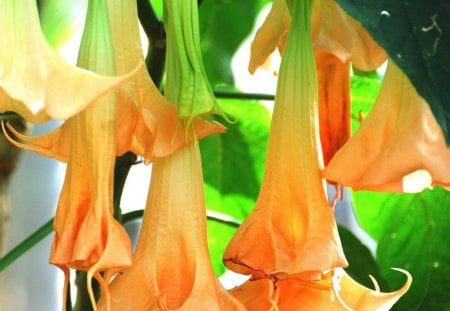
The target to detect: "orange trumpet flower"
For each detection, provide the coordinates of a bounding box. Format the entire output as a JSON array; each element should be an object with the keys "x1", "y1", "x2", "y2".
[
  {"x1": 95, "y1": 0, "x2": 234, "y2": 309},
  {"x1": 0, "y1": 0, "x2": 133, "y2": 123},
  {"x1": 248, "y1": 0, "x2": 386, "y2": 74},
  {"x1": 230, "y1": 268, "x2": 411, "y2": 310},
  {"x1": 223, "y1": 0, "x2": 347, "y2": 281},
  {"x1": 4, "y1": 0, "x2": 135, "y2": 308},
  {"x1": 106, "y1": 0, "x2": 224, "y2": 161},
  {"x1": 97, "y1": 143, "x2": 244, "y2": 310},
  {"x1": 323, "y1": 60, "x2": 450, "y2": 192},
  {"x1": 3, "y1": 0, "x2": 226, "y2": 308}
]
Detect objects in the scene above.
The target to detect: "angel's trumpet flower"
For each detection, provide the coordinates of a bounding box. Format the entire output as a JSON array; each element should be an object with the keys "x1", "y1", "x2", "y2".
[
  {"x1": 0, "y1": 0, "x2": 133, "y2": 123},
  {"x1": 106, "y1": 0, "x2": 224, "y2": 161},
  {"x1": 97, "y1": 143, "x2": 244, "y2": 311},
  {"x1": 3, "y1": 1, "x2": 135, "y2": 308},
  {"x1": 323, "y1": 61, "x2": 450, "y2": 192},
  {"x1": 249, "y1": 0, "x2": 386, "y2": 74},
  {"x1": 223, "y1": 0, "x2": 347, "y2": 281},
  {"x1": 95, "y1": 0, "x2": 238, "y2": 308}
]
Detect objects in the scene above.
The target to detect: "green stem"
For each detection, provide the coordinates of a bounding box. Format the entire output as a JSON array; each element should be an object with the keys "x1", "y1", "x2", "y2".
[
  {"x1": 137, "y1": 0, "x2": 166, "y2": 86},
  {"x1": 213, "y1": 90, "x2": 275, "y2": 101},
  {"x1": 0, "y1": 218, "x2": 53, "y2": 272}
]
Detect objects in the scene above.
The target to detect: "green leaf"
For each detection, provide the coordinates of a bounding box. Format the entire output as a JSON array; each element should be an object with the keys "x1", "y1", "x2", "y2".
[
  {"x1": 353, "y1": 188, "x2": 450, "y2": 310},
  {"x1": 338, "y1": 225, "x2": 388, "y2": 290},
  {"x1": 39, "y1": 0, "x2": 87, "y2": 49},
  {"x1": 199, "y1": 0, "x2": 271, "y2": 86},
  {"x1": 336, "y1": 0, "x2": 450, "y2": 144},
  {"x1": 350, "y1": 74, "x2": 382, "y2": 133},
  {"x1": 200, "y1": 98, "x2": 270, "y2": 274}
]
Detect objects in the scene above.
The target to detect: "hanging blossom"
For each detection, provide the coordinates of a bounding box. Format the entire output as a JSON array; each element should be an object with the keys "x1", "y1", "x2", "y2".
[
  {"x1": 3, "y1": 0, "x2": 226, "y2": 309},
  {"x1": 0, "y1": 0, "x2": 135, "y2": 123},
  {"x1": 224, "y1": 0, "x2": 411, "y2": 309},
  {"x1": 105, "y1": 0, "x2": 224, "y2": 162},
  {"x1": 97, "y1": 0, "x2": 241, "y2": 309},
  {"x1": 223, "y1": 0, "x2": 347, "y2": 281},
  {"x1": 323, "y1": 60, "x2": 450, "y2": 193},
  {"x1": 98, "y1": 143, "x2": 244, "y2": 311},
  {"x1": 4, "y1": 0, "x2": 135, "y2": 308},
  {"x1": 248, "y1": 0, "x2": 387, "y2": 75},
  {"x1": 248, "y1": 0, "x2": 384, "y2": 168}
]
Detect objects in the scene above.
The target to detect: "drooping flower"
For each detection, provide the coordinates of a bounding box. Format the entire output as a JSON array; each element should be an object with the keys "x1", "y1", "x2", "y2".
[
  {"x1": 223, "y1": 0, "x2": 347, "y2": 281},
  {"x1": 0, "y1": 0, "x2": 135, "y2": 123},
  {"x1": 249, "y1": 0, "x2": 386, "y2": 74},
  {"x1": 95, "y1": 0, "x2": 239, "y2": 309},
  {"x1": 312, "y1": 0, "x2": 387, "y2": 71},
  {"x1": 98, "y1": 143, "x2": 245, "y2": 310},
  {"x1": 248, "y1": 0, "x2": 373, "y2": 168},
  {"x1": 230, "y1": 268, "x2": 411, "y2": 310},
  {"x1": 106, "y1": 0, "x2": 225, "y2": 162},
  {"x1": 3, "y1": 1, "x2": 135, "y2": 308},
  {"x1": 323, "y1": 60, "x2": 450, "y2": 192}
]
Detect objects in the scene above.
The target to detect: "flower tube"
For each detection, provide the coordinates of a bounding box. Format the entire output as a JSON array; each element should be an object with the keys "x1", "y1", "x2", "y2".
[
  {"x1": 98, "y1": 143, "x2": 244, "y2": 310},
  {"x1": 223, "y1": 0, "x2": 347, "y2": 281}
]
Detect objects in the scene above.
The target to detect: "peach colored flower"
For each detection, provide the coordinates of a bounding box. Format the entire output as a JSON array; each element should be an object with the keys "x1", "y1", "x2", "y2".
[
  {"x1": 323, "y1": 60, "x2": 450, "y2": 192},
  {"x1": 0, "y1": 0, "x2": 134, "y2": 123},
  {"x1": 223, "y1": 0, "x2": 347, "y2": 281},
  {"x1": 106, "y1": 0, "x2": 224, "y2": 162},
  {"x1": 230, "y1": 268, "x2": 411, "y2": 310},
  {"x1": 97, "y1": 143, "x2": 244, "y2": 311},
  {"x1": 249, "y1": 0, "x2": 386, "y2": 74}
]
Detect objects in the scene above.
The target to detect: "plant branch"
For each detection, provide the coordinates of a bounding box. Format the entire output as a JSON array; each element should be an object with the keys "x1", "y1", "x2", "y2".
[{"x1": 137, "y1": 0, "x2": 166, "y2": 87}]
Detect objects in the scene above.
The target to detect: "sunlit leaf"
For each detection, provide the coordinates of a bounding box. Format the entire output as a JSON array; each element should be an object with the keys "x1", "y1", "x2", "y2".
[
  {"x1": 353, "y1": 188, "x2": 450, "y2": 310},
  {"x1": 350, "y1": 73, "x2": 382, "y2": 133}
]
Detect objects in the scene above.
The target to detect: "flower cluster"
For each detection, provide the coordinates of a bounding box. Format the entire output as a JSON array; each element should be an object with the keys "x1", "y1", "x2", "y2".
[{"x1": 6, "y1": 0, "x2": 448, "y2": 309}]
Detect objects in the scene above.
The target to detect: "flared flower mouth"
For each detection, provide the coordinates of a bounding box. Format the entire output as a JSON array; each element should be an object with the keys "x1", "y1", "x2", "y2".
[
  {"x1": 323, "y1": 60, "x2": 450, "y2": 193},
  {"x1": 0, "y1": 0, "x2": 141, "y2": 123},
  {"x1": 229, "y1": 268, "x2": 412, "y2": 310}
]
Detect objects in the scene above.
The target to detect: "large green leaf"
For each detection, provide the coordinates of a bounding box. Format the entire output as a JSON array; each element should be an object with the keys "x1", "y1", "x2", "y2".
[
  {"x1": 200, "y1": 99, "x2": 270, "y2": 274},
  {"x1": 353, "y1": 188, "x2": 450, "y2": 310},
  {"x1": 336, "y1": 0, "x2": 450, "y2": 144},
  {"x1": 199, "y1": 0, "x2": 271, "y2": 86}
]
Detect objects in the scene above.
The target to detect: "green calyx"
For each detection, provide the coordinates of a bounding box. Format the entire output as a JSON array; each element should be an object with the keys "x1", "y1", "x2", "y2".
[{"x1": 163, "y1": 0, "x2": 229, "y2": 128}]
